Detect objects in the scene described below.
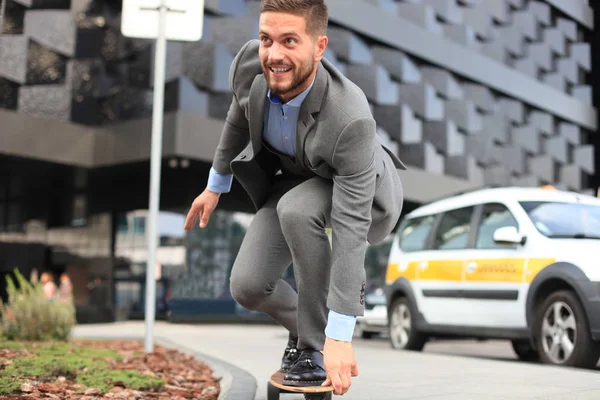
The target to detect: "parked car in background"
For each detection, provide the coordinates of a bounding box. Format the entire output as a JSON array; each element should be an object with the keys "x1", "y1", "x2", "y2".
[
  {"x1": 384, "y1": 186, "x2": 600, "y2": 369},
  {"x1": 356, "y1": 287, "x2": 388, "y2": 338}
]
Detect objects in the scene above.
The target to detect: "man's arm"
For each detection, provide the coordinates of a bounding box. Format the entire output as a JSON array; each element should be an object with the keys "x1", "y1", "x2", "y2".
[
  {"x1": 327, "y1": 117, "x2": 377, "y2": 318},
  {"x1": 321, "y1": 117, "x2": 375, "y2": 395},
  {"x1": 210, "y1": 40, "x2": 254, "y2": 176}
]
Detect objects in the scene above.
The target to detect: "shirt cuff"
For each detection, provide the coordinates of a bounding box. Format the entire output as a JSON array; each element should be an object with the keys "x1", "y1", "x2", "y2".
[
  {"x1": 324, "y1": 310, "x2": 356, "y2": 342},
  {"x1": 207, "y1": 167, "x2": 233, "y2": 193}
]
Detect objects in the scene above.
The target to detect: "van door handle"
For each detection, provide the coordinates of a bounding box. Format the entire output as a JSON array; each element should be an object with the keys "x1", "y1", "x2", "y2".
[
  {"x1": 420, "y1": 261, "x2": 428, "y2": 270},
  {"x1": 466, "y1": 261, "x2": 477, "y2": 273}
]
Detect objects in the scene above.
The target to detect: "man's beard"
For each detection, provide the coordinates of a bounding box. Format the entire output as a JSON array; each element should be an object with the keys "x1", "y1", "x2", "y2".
[{"x1": 264, "y1": 59, "x2": 315, "y2": 99}]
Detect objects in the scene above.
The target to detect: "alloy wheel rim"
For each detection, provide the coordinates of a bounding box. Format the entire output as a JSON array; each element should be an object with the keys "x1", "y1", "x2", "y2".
[
  {"x1": 541, "y1": 301, "x2": 577, "y2": 364},
  {"x1": 390, "y1": 303, "x2": 411, "y2": 348}
]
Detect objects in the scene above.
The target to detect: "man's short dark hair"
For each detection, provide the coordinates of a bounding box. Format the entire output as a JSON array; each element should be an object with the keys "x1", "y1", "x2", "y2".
[{"x1": 260, "y1": 0, "x2": 328, "y2": 37}]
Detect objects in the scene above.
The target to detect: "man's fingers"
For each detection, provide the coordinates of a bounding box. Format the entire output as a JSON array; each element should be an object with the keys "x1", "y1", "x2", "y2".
[
  {"x1": 330, "y1": 372, "x2": 343, "y2": 395},
  {"x1": 200, "y1": 205, "x2": 213, "y2": 228},
  {"x1": 351, "y1": 362, "x2": 359, "y2": 377},
  {"x1": 340, "y1": 372, "x2": 351, "y2": 395},
  {"x1": 184, "y1": 205, "x2": 199, "y2": 231},
  {"x1": 321, "y1": 377, "x2": 331, "y2": 387}
]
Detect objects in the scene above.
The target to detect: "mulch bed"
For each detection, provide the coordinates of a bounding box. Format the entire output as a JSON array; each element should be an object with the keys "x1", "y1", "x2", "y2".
[{"x1": 0, "y1": 340, "x2": 220, "y2": 400}]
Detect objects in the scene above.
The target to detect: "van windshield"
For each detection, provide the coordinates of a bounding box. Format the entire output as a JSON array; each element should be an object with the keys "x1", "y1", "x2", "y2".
[{"x1": 519, "y1": 201, "x2": 600, "y2": 239}]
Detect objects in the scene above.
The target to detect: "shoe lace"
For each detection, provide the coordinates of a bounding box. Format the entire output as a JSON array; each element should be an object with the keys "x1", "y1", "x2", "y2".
[
  {"x1": 297, "y1": 356, "x2": 317, "y2": 369},
  {"x1": 285, "y1": 348, "x2": 298, "y2": 358}
]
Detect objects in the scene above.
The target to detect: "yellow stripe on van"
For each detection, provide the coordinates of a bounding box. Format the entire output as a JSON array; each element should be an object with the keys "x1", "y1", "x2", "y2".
[
  {"x1": 418, "y1": 260, "x2": 464, "y2": 281},
  {"x1": 524, "y1": 258, "x2": 556, "y2": 283},
  {"x1": 385, "y1": 261, "x2": 418, "y2": 283},
  {"x1": 385, "y1": 257, "x2": 557, "y2": 285}
]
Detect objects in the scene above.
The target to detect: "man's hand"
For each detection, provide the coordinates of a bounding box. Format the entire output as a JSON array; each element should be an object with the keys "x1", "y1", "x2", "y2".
[
  {"x1": 184, "y1": 189, "x2": 220, "y2": 230},
  {"x1": 321, "y1": 337, "x2": 358, "y2": 395}
]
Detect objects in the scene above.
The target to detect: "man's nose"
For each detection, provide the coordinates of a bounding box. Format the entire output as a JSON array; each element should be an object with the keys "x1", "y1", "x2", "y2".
[{"x1": 268, "y1": 43, "x2": 285, "y2": 62}]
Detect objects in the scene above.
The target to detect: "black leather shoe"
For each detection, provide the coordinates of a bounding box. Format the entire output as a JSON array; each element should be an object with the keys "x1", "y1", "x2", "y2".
[
  {"x1": 282, "y1": 348, "x2": 327, "y2": 387},
  {"x1": 280, "y1": 333, "x2": 300, "y2": 372}
]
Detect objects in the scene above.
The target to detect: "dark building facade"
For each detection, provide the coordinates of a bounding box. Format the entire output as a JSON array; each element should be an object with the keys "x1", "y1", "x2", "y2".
[{"x1": 0, "y1": 0, "x2": 597, "y2": 322}]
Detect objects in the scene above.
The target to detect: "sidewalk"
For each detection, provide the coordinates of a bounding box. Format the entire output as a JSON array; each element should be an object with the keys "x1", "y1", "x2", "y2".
[{"x1": 72, "y1": 321, "x2": 600, "y2": 400}]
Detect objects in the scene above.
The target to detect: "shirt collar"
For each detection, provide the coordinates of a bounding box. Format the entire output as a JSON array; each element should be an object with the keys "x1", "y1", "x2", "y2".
[{"x1": 267, "y1": 76, "x2": 316, "y2": 107}]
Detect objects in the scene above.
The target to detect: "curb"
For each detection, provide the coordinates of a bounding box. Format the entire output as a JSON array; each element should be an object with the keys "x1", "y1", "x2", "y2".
[
  {"x1": 156, "y1": 336, "x2": 257, "y2": 400},
  {"x1": 70, "y1": 333, "x2": 257, "y2": 400}
]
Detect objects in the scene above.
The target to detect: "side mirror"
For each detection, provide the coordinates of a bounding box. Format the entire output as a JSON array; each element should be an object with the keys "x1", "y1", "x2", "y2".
[{"x1": 493, "y1": 226, "x2": 526, "y2": 245}]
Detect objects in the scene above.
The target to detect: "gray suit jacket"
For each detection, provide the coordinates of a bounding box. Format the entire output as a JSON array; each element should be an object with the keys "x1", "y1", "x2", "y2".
[{"x1": 212, "y1": 39, "x2": 406, "y2": 315}]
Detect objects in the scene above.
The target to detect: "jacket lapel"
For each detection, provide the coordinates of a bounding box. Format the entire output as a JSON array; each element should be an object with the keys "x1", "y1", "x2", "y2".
[
  {"x1": 297, "y1": 62, "x2": 328, "y2": 163},
  {"x1": 248, "y1": 74, "x2": 268, "y2": 157}
]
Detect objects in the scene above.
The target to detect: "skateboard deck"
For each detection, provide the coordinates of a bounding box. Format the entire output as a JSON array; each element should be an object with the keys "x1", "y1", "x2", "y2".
[
  {"x1": 268, "y1": 370, "x2": 334, "y2": 400},
  {"x1": 269, "y1": 370, "x2": 334, "y2": 393}
]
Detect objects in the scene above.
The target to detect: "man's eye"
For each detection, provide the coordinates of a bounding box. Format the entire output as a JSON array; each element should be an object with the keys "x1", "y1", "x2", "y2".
[
  {"x1": 261, "y1": 37, "x2": 271, "y2": 44},
  {"x1": 286, "y1": 38, "x2": 297, "y2": 44}
]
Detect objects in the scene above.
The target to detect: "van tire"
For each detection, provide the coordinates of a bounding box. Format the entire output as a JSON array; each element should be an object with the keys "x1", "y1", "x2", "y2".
[
  {"x1": 533, "y1": 290, "x2": 600, "y2": 369},
  {"x1": 388, "y1": 296, "x2": 426, "y2": 351}
]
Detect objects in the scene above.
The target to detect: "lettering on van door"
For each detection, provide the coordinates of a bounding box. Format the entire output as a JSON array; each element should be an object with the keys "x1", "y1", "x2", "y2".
[{"x1": 464, "y1": 258, "x2": 526, "y2": 283}]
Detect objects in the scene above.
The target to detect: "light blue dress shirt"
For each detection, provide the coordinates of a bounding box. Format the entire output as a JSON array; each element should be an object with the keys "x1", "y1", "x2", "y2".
[{"x1": 206, "y1": 79, "x2": 357, "y2": 342}]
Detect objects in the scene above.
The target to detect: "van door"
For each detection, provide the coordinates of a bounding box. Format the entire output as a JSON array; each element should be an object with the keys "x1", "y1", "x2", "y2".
[
  {"x1": 412, "y1": 205, "x2": 476, "y2": 326},
  {"x1": 461, "y1": 202, "x2": 528, "y2": 328}
]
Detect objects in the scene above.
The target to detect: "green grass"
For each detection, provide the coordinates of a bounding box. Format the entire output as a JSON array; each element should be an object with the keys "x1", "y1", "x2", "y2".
[{"x1": 0, "y1": 339, "x2": 164, "y2": 395}]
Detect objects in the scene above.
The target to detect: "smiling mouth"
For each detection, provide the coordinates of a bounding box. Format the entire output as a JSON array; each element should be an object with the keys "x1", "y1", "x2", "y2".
[{"x1": 269, "y1": 66, "x2": 292, "y2": 75}]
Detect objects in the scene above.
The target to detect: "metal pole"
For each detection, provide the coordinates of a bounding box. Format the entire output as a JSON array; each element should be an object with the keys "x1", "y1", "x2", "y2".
[
  {"x1": 0, "y1": 0, "x2": 7, "y2": 33},
  {"x1": 144, "y1": 0, "x2": 168, "y2": 354}
]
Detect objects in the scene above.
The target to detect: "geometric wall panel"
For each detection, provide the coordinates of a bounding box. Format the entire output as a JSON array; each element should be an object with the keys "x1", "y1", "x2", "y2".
[
  {"x1": 345, "y1": 64, "x2": 398, "y2": 105},
  {"x1": 421, "y1": 0, "x2": 463, "y2": 25},
  {"x1": 443, "y1": 24, "x2": 479, "y2": 50},
  {"x1": 560, "y1": 164, "x2": 583, "y2": 191},
  {"x1": 181, "y1": 41, "x2": 234, "y2": 93},
  {"x1": 557, "y1": 18, "x2": 577, "y2": 41},
  {"x1": 544, "y1": 135, "x2": 569, "y2": 164},
  {"x1": 420, "y1": 66, "x2": 464, "y2": 99},
  {"x1": 445, "y1": 99, "x2": 482, "y2": 133},
  {"x1": 23, "y1": 10, "x2": 76, "y2": 57},
  {"x1": 326, "y1": 26, "x2": 373, "y2": 65},
  {"x1": 18, "y1": 85, "x2": 71, "y2": 122},
  {"x1": 484, "y1": 165, "x2": 511, "y2": 186},
  {"x1": 0, "y1": 78, "x2": 20, "y2": 110},
  {"x1": 446, "y1": 156, "x2": 484, "y2": 184},
  {"x1": 371, "y1": 46, "x2": 422, "y2": 83},
  {"x1": 396, "y1": 3, "x2": 443, "y2": 35},
  {"x1": 528, "y1": 155, "x2": 554, "y2": 182},
  {"x1": 574, "y1": 145, "x2": 595, "y2": 175},
  {"x1": 424, "y1": 121, "x2": 465, "y2": 157},
  {"x1": 398, "y1": 82, "x2": 444, "y2": 121},
  {"x1": 398, "y1": 142, "x2": 445, "y2": 175},
  {"x1": 511, "y1": 125, "x2": 540, "y2": 154},
  {"x1": 0, "y1": 35, "x2": 28, "y2": 83},
  {"x1": 373, "y1": 103, "x2": 423, "y2": 144}
]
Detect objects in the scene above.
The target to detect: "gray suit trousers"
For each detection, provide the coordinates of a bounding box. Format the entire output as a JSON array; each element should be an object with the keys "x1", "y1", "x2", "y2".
[{"x1": 229, "y1": 175, "x2": 334, "y2": 350}]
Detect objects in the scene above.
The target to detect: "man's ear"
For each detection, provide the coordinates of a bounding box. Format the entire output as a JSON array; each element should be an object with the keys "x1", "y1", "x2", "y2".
[{"x1": 314, "y1": 35, "x2": 328, "y2": 62}]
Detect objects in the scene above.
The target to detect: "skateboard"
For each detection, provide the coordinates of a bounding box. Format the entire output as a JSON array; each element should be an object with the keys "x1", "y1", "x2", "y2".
[{"x1": 268, "y1": 370, "x2": 333, "y2": 400}]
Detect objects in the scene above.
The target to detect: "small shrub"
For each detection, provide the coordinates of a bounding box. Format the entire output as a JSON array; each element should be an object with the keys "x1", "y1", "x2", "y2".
[{"x1": 0, "y1": 269, "x2": 76, "y2": 341}]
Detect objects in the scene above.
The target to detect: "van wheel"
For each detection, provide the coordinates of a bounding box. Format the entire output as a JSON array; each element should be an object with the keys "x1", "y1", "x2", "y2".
[
  {"x1": 388, "y1": 297, "x2": 426, "y2": 351},
  {"x1": 511, "y1": 340, "x2": 539, "y2": 361},
  {"x1": 534, "y1": 290, "x2": 600, "y2": 369}
]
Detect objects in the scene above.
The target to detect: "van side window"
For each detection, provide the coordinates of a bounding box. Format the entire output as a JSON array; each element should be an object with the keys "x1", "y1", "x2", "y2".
[
  {"x1": 398, "y1": 216, "x2": 436, "y2": 252},
  {"x1": 476, "y1": 203, "x2": 519, "y2": 249},
  {"x1": 433, "y1": 206, "x2": 475, "y2": 250}
]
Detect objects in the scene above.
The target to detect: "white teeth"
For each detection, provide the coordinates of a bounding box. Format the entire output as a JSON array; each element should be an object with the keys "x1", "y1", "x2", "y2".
[{"x1": 272, "y1": 67, "x2": 291, "y2": 73}]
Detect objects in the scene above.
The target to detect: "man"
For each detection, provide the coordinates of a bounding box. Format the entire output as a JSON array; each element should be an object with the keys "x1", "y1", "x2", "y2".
[{"x1": 184, "y1": 0, "x2": 406, "y2": 395}]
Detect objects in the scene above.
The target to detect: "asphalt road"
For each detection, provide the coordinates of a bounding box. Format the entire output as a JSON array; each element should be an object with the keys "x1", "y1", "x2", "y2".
[{"x1": 73, "y1": 322, "x2": 600, "y2": 400}]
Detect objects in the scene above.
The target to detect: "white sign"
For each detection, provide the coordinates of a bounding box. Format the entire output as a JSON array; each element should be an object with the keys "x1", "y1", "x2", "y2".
[{"x1": 121, "y1": 0, "x2": 205, "y2": 41}]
